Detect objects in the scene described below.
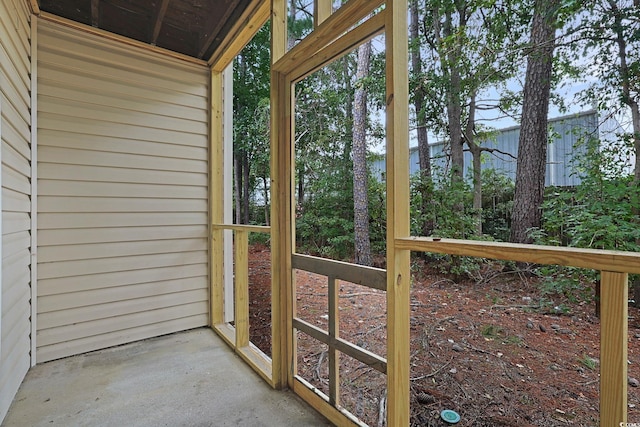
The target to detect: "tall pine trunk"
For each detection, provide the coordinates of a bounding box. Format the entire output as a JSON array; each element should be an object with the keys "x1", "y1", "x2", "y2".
[
  {"x1": 410, "y1": 0, "x2": 434, "y2": 236},
  {"x1": 510, "y1": 0, "x2": 558, "y2": 243},
  {"x1": 353, "y1": 41, "x2": 372, "y2": 266}
]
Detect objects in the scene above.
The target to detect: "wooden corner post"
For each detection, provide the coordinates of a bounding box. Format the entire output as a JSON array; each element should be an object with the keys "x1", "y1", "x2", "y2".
[
  {"x1": 600, "y1": 270, "x2": 628, "y2": 425},
  {"x1": 385, "y1": 0, "x2": 410, "y2": 424},
  {"x1": 210, "y1": 70, "x2": 225, "y2": 327},
  {"x1": 271, "y1": 0, "x2": 289, "y2": 390}
]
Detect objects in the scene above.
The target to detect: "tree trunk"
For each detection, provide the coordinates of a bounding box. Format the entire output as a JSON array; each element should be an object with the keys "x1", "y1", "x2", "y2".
[
  {"x1": 410, "y1": 0, "x2": 434, "y2": 236},
  {"x1": 234, "y1": 154, "x2": 242, "y2": 224},
  {"x1": 353, "y1": 41, "x2": 372, "y2": 266},
  {"x1": 242, "y1": 151, "x2": 250, "y2": 224},
  {"x1": 442, "y1": 9, "x2": 464, "y2": 182},
  {"x1": 263, "y1": 175, "x2": 270, "y2": 226},
  {"x1": 608, "y1": 0, "x2": 640, "y2": 183},
  {"x1": 464, "y1": 91, "x2": 482, "y2": 236},
  {"x1": 510, "y1": 0, "x2": 557, "y2": 244}
]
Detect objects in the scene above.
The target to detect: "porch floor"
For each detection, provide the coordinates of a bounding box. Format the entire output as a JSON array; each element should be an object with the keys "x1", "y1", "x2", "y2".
[{"x1": 2, "y1": 328, "x2": 331, "y2": 426}]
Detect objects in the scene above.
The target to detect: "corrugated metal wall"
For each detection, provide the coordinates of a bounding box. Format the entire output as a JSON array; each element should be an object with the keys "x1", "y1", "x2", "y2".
[
  {"x1": 0, "y1": 0, "x2": 33, "y2": 420},
  {"x1": 36, "y1": 20, "x2": 210, "y2": 362},
  {"x1": 426, "y1": 111, "x2": 597, "y2": 186}
]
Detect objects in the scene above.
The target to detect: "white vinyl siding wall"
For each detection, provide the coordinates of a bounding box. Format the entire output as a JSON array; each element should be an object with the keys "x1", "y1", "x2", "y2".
[
  {"x1": 36, "y1": 20, "x2": 210, "y2": 362},
  {"x1": 0, "y1": 0, "x2": 32, "y2": 420}
]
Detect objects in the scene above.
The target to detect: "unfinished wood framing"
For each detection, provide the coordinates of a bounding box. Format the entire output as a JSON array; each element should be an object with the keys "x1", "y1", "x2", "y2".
[
  {"x1": 314, "y1": 0, "x2": 332, "y2": 28},
  {"x1": 270, "y1": 0, "x2": 289, "y2": 390},
  {"x1": 272, "y1": 2, "x2": 410, "y2": 423},
  {"x1": 600, "y1": 271, "x2": 628, "y2": 424},
  {"x1": 234, "y1": 231, "x2": 250, "y2": 348},
  {"x1": 210, "y1": 71, "x2": 225, "y2": 327},
  {"x1": 208, "y1": 0, "x2": 270, "y2": 71},
  {"x1": 397, "y1": 237, "x2": 638, "y2": 425},
  {"x1": 384, "y1": 0, "x2": 411, "y2": 422}
]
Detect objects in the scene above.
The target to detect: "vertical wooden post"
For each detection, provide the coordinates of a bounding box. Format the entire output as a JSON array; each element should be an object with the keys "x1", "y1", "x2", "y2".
[
  {"x1": 314, "y1": 0, "x2": 332, "y2": 28},
  {"x1": 270, "y1": 0, "x2": 289, "y2": 389},
  {"x1": 385, "y1": 0, "x2": 410, "y2": 424},
  {"x1": 235, "y1": 230, "x2": 250, "y2": 348},
  {"x1": 328, "y1": 276, "x2": 340, "y2": 406},
  {"x1": 210, "y1": 70, "x2": 225, "y2": 326},
  {"x1": 600, "y1": 270, "x2": 628, "y2": 425}
]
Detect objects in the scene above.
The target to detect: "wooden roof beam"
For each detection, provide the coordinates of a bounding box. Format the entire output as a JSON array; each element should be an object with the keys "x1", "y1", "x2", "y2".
[
  {"x1": 151, "y1": 0, "x2": 171, "y2": 45},
  {"x1": 197, "y1": 0, "x2": 241, "y2": 59},
  {"x1": 91, "y1": 0, "x2": 99, "y2": 27}
]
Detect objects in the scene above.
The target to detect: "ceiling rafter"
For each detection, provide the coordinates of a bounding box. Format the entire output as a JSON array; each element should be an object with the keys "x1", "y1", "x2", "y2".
[
  {"x1": 197, "y1": 0, "x2": 242, "y2": 58},
  {"x1": 91, "y1": 0, "x2": 100, "y2": 27},
  {"x1": 38, "y1": 0, "x2": 258, "y2": 60},
  {"x1": 151, "y1": 0, "x2": 171, "y2": 45}
]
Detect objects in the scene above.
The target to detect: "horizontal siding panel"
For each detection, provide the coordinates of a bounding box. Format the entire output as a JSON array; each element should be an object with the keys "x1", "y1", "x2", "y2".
[
  {"x1": 2, "y1": 142, "x2": 30, "y2": 177},
  {"x1": 39, "y1": 113, "x2": 208, "y2": 148},
  {"x1": 39, "y1": 289, "x2": 208, "y2": 328},
  {"x1": 2, "y1": 104, "x2": 31, "y2": 163},
  {"x1": 38, "y1": 250, "x2": 208, "y2": 279},
  {"x1": 39, "y1": 212, "x2": 207, "y2": 229},
  {"x1": 38, "y1": 180, "x2": 207, "y2": 200},
  {"x1": 36, "y1": 316, "x2": 208, "y2": 363},
  {"x1": 0, "y1": 22, "x2": 29, "y2": 90},
  {"x1": 3, "y1": 187, "x2": 30, "y2": 213},
  {"x1": 38, "y1": 276, "x2": 206, "y2": 312},
  {"x1": 1, "y1": 299, "x2": 30, "y2": 359},
  {"x1": 39, "y1": 129, "x2": 207, "y2": 160},
  {"x1": 38, "y1": 238, "x2": 207, "y2": 263},
  {"x1": 2, "y1": 231, "x2": 30, "y2": 263},
  {"x1": 37, "y1": 302, "x2": 208, "y2": 347},
  {"x1": 0, "y1": 68, "x2": 29, "y2": 123},
  {"x1": 37, "y1": 64, "x2": 207, "y2": 111},
  {"x1": 1, "y1": 0, "x2": 31, "y2": 421},
  {"x1": 38, "y1": 264, "x2": 207, "y2": 296},
  {"x1": 38, "y1": 22, "x2": 205, "y2": 77},
  {"x1": 38, "y1": 196, "x2": 207, "y2": 213},
  {"x1": 37, "y1": 31, "x2": 208, "y2": 95},
  {"x1": 3, "y1": 165, "x2": 31, "y2": 195},
  {"x1": 38, "y1": 225, "x2": 207, "y2": 246},
  {"x1": 37, "y1": 146, "x2": 207, "y2": 173},
  {"x1": 39, "y1": 82, "x2": 208, "y2": 123},
  {"x1": 39, "y1": 94, "x2": 208, "y2": 135},
  {"x1": 0, "y1": 326, "x2": 30, "y2": 413},
  {"x1": 38, "y1": 43, "x2": 208, "y2": 97},
  {"x1": 2, "y1": 267, "x2": 30, "y2": 313},
  {"x1": 37, "y1": 20, "x2": 209, "y2": 361},
  {"x1": 0, "y1": 323, "x2": 30, "y2": 417},
  {"x1": 2, "y1": 212, "x2": 30, "y2": 235},
  {"x1": 38, "y1": 163, "x2": 207, "y2": 186}
]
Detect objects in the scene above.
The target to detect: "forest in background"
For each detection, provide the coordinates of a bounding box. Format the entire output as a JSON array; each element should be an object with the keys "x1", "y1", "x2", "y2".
[{"x1": 232, "y1": 0, "x2": 639, "y2": 297}]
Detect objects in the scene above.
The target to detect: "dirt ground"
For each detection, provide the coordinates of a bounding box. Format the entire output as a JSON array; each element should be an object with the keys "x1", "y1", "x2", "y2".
[{"x1": 247, "y1": 244, "x2": 640, "y2": 426}]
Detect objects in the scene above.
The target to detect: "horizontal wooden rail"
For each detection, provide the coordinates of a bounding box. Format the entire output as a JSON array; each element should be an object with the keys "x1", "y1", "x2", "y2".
[
  {"x1": 272, "y1": 0, "x2": 384, "y2": 75},
  {"x1": 292, "y1": 253, "x2": 387, "y2": 291},
  {"x1": 211, "y1": 223, "x2": 271, "y2": 233},
  {"x1": 288, "y1": 12, "x2": 385, "y2": 83},
  {"x1": 293, "y1": 317, "x2": 387, "y2": 374},
  {"x1": 396, "y1": 237, "x2": 640, "y2": 274},
  {"x1": 397, "y1": 235, "x2": 637, "y2": 425}
]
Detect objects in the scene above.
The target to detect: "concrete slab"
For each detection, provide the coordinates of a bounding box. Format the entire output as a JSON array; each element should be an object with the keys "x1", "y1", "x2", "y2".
[{"x1": 2, "y1": 328, "x2": 331, "y2": 427}]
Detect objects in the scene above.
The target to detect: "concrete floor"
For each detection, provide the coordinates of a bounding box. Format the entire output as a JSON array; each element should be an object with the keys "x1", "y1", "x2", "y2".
[{"x1": 2, "y1": 328, "x2": 331, "y2": 427}]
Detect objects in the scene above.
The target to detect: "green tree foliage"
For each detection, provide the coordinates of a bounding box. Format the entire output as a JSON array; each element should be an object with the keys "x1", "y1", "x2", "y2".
[{"x1": 233, "y1": 24, "x2": 271, "y2": 224}]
